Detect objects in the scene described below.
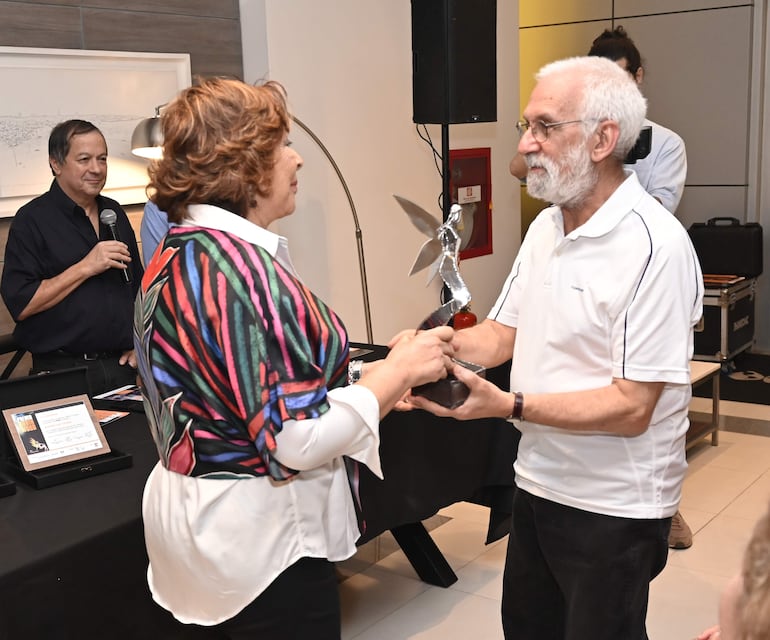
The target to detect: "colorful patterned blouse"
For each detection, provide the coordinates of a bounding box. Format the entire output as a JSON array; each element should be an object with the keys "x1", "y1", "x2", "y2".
[{"x1": 133, "y1": 216, "x2": 349, "y2": 481}]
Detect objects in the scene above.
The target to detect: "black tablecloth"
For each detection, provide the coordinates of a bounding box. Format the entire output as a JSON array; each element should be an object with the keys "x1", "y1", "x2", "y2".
[
  {"x1": 358, "y1": 409, "x2": 516, "y2": 544},
  {"x1": 0, "y1": 350, "x2": 517, "y2": 639},
  {"x1": 0, "y1": 415, "x2": 199, "y2": 640}
]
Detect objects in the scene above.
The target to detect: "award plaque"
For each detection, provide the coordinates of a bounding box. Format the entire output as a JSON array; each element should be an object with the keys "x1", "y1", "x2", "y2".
[
  {"x1": 0, "y1": 369, "x2": 133, "y2": 488},
  {"x1": 3, "y1": 395, "x2": 111, "y2": 472}
]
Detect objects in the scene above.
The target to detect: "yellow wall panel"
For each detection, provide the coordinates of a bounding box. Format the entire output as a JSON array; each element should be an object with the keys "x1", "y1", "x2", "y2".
[
  {"x1": 519, "y1": 21, "x2": 612, "y2": 115},
  {"x1": 616, "y1": 0, "x2": 750, "y2": 16},
  {"x1": 520, "y1": 0, "x2": 612, "y2": 28}
]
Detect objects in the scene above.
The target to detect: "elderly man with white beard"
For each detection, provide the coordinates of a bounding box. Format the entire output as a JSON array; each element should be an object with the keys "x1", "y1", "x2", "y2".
[{"x1": 407, "y1": 56, "x2": 704, "y2": 640}]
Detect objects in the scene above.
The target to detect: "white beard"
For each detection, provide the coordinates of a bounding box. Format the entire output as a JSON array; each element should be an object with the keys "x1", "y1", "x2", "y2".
[{"x1": 525, "y1": 142, "x2": 598, "y2": 209}]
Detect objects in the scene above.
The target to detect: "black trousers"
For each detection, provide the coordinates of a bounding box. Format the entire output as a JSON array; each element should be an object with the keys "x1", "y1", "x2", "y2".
[
  {"x1": 502, "y1": 488, "x2": 671, "y2": 640},
  {"x1": 31, "y1": 352, "x2": 137, "y2": 397},
  {"x1": 214, "y1": 557, "x2": 341, "y2": 640}
]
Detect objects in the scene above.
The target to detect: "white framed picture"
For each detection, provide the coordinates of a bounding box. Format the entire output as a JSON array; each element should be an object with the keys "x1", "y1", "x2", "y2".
[{"x1": 0, "y1": 46, "x2": 191, "y2": 217}]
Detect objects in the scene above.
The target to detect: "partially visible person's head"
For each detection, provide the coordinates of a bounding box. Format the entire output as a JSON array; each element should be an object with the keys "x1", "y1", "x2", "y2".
[
  {"x1": 588, "y1": 25, "x2": 644, "y2": 84},
  {"x1": 737, "y1": 501, "x2": 770, "y2": 639},
  {"x1": 519, "y1": 56, "x2": 646, "y2": 208},
  {"x1": 150, "y1": 77, "x2": 299, "y2": 225},
  {"x1": 48, "y1": 119, "x2": 108, "y2": 202}
]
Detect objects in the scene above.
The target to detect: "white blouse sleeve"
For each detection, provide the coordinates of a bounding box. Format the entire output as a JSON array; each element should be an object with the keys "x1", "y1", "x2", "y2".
[{"x1": 272, "y1": 384, "x2": 383, "y2": 478}]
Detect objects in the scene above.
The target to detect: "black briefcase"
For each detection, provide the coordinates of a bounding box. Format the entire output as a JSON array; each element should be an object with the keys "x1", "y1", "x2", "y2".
[{"x1": 688, "y1": 217, "x2": 763, "y2": 277}]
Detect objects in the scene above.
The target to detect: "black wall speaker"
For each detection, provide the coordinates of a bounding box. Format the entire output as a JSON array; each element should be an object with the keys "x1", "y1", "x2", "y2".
[{"x1": 411, "y1": 0, "x2": 497, "y2": 125}]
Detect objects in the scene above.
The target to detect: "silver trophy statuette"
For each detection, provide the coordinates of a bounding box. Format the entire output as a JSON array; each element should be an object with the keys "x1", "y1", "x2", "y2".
[{"x1": 394, "y1": 195, "x2": 485, "y2": 408}]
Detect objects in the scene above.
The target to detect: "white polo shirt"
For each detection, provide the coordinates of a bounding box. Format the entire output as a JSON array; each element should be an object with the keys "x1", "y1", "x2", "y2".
[{"x1": 490, "y1": 172, "x2": 703, "y2": 519}]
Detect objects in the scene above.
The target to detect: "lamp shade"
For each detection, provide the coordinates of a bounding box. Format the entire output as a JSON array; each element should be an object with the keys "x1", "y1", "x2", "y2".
[{"x1": 131, "y1": 116, "x2": 163, "y2": 159}]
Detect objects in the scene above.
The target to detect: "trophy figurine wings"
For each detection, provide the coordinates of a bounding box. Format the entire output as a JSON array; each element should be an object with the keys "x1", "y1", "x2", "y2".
[
  {"x1": 394, "y1": 194, "x2": 485, "y2": 408},
  {"x1": 394, "y1": 195, "x2": 471, "y2": 329}
]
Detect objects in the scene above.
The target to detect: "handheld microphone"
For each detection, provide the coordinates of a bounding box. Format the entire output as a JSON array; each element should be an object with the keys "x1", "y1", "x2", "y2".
[{"x1": 99, "y1": 209, "x2": 131, "y2": 284}]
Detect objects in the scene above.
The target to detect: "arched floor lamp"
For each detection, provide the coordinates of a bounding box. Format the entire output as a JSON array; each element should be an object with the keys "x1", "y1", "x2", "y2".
[{"x1": 131, "y1": 110, "x2": 374, "y2": 344}]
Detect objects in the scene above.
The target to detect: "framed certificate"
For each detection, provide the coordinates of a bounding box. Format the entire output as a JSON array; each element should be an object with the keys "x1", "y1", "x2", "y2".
[{"x1": 3, "y1": 395, "x2": 111, "y2": 472}]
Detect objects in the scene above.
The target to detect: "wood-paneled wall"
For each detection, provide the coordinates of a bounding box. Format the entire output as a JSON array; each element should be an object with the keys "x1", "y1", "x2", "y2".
[
  {"x1": 0, "y1": 0, "x2": 243, "y2": 376},
  {"x1": 0, "y1": 1, "x2": 243, "y2": 78}
]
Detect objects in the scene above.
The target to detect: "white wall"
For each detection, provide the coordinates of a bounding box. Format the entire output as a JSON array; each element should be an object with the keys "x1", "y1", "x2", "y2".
[
  {"x1": 239, "y1": 0, "x2": 520, "y2": 345},
  {"x1": 239, "y1": 0, "x2": 268, "y2": 82}
]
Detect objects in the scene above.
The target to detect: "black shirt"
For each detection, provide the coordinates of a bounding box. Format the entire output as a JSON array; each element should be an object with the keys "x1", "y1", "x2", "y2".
[{"x1": 0, "y1": 180, "x2": 143, "y2": 354}]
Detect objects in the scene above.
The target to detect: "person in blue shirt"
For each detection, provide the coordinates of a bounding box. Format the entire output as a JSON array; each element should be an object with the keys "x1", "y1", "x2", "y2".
[
  {"x1": 140, "y1": 199, "x2": 173, "y2": 267},
  {"x1": 587, "y1": 26, "x2": 687, "y2": 214}
]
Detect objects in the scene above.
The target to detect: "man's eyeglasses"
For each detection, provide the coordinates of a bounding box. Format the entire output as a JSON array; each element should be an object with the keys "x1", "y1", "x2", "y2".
[{"x1": 515, "y1": 119, "x2": 585, "y2": 143}]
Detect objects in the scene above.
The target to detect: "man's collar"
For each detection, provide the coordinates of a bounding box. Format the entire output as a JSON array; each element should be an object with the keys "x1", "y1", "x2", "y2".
[
  {"x1": 551, "y1": 170, "x2": 646, "y2": 239},
  {"x1": 50, "y1": 179, "x2": 106, "y2": 218}
]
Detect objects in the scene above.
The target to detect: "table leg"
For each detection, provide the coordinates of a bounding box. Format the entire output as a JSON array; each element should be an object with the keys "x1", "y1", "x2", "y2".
[
  {"x1": 390, "y1": 522, "x2": 458, "y2": 587},
  {"x1": 711, "y1": 373, "x2": 720, "y2": 446}
]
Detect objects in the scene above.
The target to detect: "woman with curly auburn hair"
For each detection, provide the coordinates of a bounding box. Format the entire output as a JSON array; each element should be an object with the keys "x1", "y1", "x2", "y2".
[{"x1": 133, "y1": 77, "x2": 454, "y2": 638}]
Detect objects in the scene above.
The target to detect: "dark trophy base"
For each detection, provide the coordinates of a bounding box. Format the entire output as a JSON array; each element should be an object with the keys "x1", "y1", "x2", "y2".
[{"x1": 412, "y1": 360, "x2": 485, "y2": 409}]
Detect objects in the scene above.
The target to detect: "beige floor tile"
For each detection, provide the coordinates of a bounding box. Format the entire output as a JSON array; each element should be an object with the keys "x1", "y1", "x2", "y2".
[
  {"x1": 685, "y1": 437, "x2": 731, "y2": 472},
  {"x1": 373, "y1": 517, "x2": 496, "y2": 582},
  {"x1": 648, "y1": 564, "x2": 726, "y2": 640},
  {"x1": 425, "y1": 517, "x2": 501, "y2": 567},
  {"x1": 677, "y1": 505, "x2": 718, "y2": 536},
  {"x1": 680, "y1": 462, "x2": 761, "y2": 513},
  {"x1": 451, "y1": 537, "x2": 507, "y2": 600},
  {"x1": 348, "y1": 587, "x2": 504, "y2": 640},
  {"x1": 703, "y1": 433, "x2": 770, "y2": 474},
  {"x1": 665, "y1": 511, "x2": 755, "y2": 577},
  {"x1": 366, "y1": 545, "x2": 424, "y2": 582},
  {"x1": 720, "y1": 400, "x2": 770, "y2": 421},
  {"x1": 340, "y1": 566, "x2": 431, "y2": 640},
  {"x1": 438, "y1": 501, "x2": 493, "y2": 524},
  {"x1": 721, "y1": 469, "x2": 770, "y2": 520}
]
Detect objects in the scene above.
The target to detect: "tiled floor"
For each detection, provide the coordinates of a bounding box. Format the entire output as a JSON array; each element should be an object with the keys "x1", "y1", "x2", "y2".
[{"x1": 338, "y1": 398, "x2": 770, "y2": 640}]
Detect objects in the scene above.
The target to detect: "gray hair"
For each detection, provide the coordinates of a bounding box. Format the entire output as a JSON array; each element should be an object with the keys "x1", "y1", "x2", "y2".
[{"x1": 536, "y1": 56, "x2": 647, "y2": 161}]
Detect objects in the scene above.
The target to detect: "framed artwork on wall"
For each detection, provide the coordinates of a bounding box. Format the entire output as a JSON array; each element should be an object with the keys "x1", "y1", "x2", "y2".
[
  {"x1": 449, "y1": 147, "x2": 492, "y2": 260},
  {"x1": 0, "y1": 47, "x2": 191, "y2": 217}
]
